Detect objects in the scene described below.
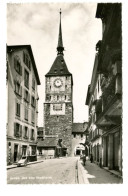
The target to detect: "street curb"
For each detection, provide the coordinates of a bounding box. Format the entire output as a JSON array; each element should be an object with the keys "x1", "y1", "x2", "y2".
[
  {"x1": 77, "y1": 160, "x2": 85, "y2": 184},
  {"x1": 7, "y1": 160, "x2": 44, "y2": 170}
]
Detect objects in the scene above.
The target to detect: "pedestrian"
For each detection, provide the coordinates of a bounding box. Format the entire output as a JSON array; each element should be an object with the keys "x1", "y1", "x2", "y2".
[
  {"x1": 83, "y1": 154, "x2": 86, "y2": 166},
  {"x1": 90, "y1": 153, "x2": 93, "y2": 163}
]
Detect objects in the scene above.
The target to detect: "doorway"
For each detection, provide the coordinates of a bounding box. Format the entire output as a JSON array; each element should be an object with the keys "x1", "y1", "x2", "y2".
[{"x1": 14, "y1": 144, "x2": 18, "y2": 162}]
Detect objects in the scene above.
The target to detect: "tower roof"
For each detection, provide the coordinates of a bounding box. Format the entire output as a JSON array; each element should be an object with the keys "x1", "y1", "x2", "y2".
[
  {"x1": 46, "y1": 9, "x2": 72, "y2": 77},
  {"x1": 45, "y1": 55, "x2": 72, "y2": 76},
  {"x1": 57, "y1": 8, "x2": 64, "y2": 55}
]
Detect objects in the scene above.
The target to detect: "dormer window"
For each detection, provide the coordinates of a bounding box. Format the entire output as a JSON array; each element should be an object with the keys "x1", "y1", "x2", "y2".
[{"x1": 54, "y1": 69, "x2": 57, "y2": 73}]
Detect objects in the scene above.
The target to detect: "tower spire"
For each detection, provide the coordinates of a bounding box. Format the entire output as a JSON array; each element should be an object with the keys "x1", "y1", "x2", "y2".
[{"x1": 57, "y1": 8, "x2": 64, "y2": 55}]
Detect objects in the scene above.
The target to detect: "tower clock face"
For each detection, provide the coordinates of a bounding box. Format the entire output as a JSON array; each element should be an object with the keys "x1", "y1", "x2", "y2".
[{"x1": 54, "y1": 78, "x2": 63, "y2": 87}]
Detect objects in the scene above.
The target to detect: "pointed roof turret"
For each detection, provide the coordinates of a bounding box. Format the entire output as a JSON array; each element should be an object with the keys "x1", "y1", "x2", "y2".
[
  {"x1": 45, "y1": 9, "x2": 72, "y2": 79},
  {"x1": 57, "y1": 8, "x2": 64, "y2": 55}
]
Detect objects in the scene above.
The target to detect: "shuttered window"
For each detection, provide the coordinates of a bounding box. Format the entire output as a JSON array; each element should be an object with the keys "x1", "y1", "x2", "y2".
[
  {"x1": 14, "y1": 56, "x2": 22, "y2": 76},
  {"x1": 24, "y1": 126, "x2": 29, "y2": 139},
  {"x1": 14, "y1": 123, "x2": 22, "y2": 137},
  {"x1": 16, "y1": 102, "x2": 20, "y2": 116},
  {"x1": 24, "y1": 69, "x2": 29, "y2": 89},
  {"x1": 24, "y1": 89, "x2": 30, "y2": 103},
  {"x1": 23, "y1": 51, "x2": 31, "y2": 70},
  {"x1": 31, "y1": 96, "x2": 36, "y2": 108},
  {"x1": 14, "y1": 81, "x2": 22, "y2": 96},
  {"x1": 24, "y1": 107, "x2": 28, "y2": 121}
]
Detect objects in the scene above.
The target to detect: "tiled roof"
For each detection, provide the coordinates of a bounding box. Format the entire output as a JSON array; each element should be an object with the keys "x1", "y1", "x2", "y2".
[
  {"x1": 37, "y1": 138, "x2": 57, "y2": 147},
  {"x1": 72, "y1": 123, "x2": 88, "y2": 133},
  {"x1": 45, "y1": 55, "x2": 72, "y2": 76}
]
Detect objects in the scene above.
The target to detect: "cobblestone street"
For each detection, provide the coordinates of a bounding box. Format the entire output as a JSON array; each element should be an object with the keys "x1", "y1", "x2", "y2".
[{"x1": 7, "y1": 157, "x2": 122, "y2": 184}]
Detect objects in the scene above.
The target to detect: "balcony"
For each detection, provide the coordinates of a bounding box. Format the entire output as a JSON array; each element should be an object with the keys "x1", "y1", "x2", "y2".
[{"x1": 95, "y1": 74, "x2": 122, "y2": 128}]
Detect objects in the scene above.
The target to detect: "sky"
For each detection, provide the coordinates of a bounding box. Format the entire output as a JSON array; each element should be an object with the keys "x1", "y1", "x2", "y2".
[{"x1": 7, "y1": 2, "x2": 102, "y2": 126}]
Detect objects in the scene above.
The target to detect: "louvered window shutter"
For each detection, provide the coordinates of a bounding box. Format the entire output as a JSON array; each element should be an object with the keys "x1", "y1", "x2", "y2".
[
  {"x1": 27, "y1": 128, "x2": 29, "y2": 139},
  {"x1": 14, "y1": 123, "x2": 16, "y2": 136},
  {"x1": 14, "y1": 58, "x2": 17, "y2": 70},
  {"x1": 20, "y1": 125, "x2": 22, "y2": 137},
  {"x1": 20, "y1": 65, "x2": 22, "y2": 76},
  {"x1": 20, "y1": 86, "x2": 22, "y2": 97}
]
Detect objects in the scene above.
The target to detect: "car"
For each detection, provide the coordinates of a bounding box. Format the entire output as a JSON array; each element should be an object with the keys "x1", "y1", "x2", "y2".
[{"x1": 17, "y1": 156, "x2": 28, "y2": 167}]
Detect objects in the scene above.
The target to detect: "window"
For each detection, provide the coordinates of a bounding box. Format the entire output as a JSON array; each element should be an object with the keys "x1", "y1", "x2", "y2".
[
  {"x1": 57, "y1": 95, "x2": 59, "y2": 101},
  {"x1": 14, "y1": 123, "x2": 22, "y2": 137},
  {"x1": 16, "y1": 102, "x2": 20, "y2": 116},
  {"x1": 32, "y1": 78, "x2": 35, "y2": 90},
  {"x1": 53, "y1": 104, "x2": 62, "y2": 111},
  {"x1": 81, "y1": 134, "x2": 83, "y2": 138},
  {"x1": 65, "y1": 85, "x2": 67, "y2": 89},
  {"x1": 31, "y1": 146, "x2": 36, "y2": 155},
  {"x1": 23, "y1": 52, "x2": 31, "y2": 70},
  {"x1": 24, "y1": 69, "x2": 29, "y2": 89},
  {"x1": 14, "y1": 56, "x2": 22, "y2": 75},
  {"x1": 31, "y1": 110, "x2": 35, "y2": 123},
  {"x1": 24, "y1": 89, "x2": 30, "y2": 103},
  {"x1": 24, "y1": 107, "x2": 28, "y2": 121},
  {"x1": 24, "y1": 126, "x2": 28, "y2": 139},
  {"x1": 31, "y1": 96, "x2": 36, "y2": 107},
  {"x1": 22, "y1": 146, "x2": 27, "y2": 156},
  {"x1": 31, "y1": 129, "x2": 34, "y2": 140},
  {"x1": 14, "y1": 81, "x2": 22, "y2": 96}
]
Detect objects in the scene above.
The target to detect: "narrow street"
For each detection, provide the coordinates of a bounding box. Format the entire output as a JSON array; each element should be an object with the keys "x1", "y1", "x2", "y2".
[{"x1": 7, "y1": 157, "x2": 122, "y2": 184}]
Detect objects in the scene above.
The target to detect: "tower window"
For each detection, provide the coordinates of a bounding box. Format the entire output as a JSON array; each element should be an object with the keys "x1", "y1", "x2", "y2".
[
  {"x1": 61, "y1": 60, "x2": 64, "y2": 63},
  {"x1": 65, "y1": 95, "x2": 66, "y2": 100},
  {"x1": 57, "y1": 95, "x2": 59, "y2": 101},
  {"x1": 50, "y1": 86, "x2": 51, "y2": 90},
  {"x1": 60, "y1": 69, "x2": 63, "y2": 73}
]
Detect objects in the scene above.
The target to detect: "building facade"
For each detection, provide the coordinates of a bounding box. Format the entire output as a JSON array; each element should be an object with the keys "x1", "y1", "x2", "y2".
[
  {"x1": 86, "y1": 3, "x2": 122, "y2": 174},
  {"x1": 7, "y1": 45, "x2": 40, "y2": 165},
  {"x1": 42, "y1": 10, "x2": 73, "y2": 157},
  {"x1": 71, "y1": 123, "x2": 88, "y2": 157}
]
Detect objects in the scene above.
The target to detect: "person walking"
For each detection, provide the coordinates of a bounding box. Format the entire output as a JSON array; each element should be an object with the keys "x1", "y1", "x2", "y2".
[
  {"x1": 83, "y1": 154, "x2": 86, "y2": 166},
  {"x1": 90, "y1": 153, "x2": 93, "y2": 163}
]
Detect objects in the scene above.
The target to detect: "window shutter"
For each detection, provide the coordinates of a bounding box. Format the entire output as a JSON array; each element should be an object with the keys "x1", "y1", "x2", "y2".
[
  {"x1": 28, "y1": 93, "x2": 30, "y2": 103},
  {"x1": 27, "y1": 128, "x2": 29, "y2": 139},
  {"x1": 14, "y1": 123, "x2": 16, "y2": 136},
  {"x1": 34, "y1": 98, "x2": 36, "y2": 107},
  {"x1": 14, "y1": 58, "x2": 16, "y2": 70},
  {"x1": 20, "y1": 86, "x2": 22, "y2": 97},
  {"x1": 19, "y1": 103, "x2": 20, "y2": 116},
  {"x1": 23, "y1": 52, "x2": 25, "y2": 63},
  {"x1": 20, "y1": 125, "x2": 22, "y2": 137},
  {"x1": 20, "y1": 66, "x2": 22, "y2": 76},
  {"x1": 14, "y1": 80, "x2": 16, "y2": 92}
]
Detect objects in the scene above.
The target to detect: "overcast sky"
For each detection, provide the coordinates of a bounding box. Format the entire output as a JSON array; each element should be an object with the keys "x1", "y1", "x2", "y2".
[{"x1": 7, "y1": 3, "x2": 102, "y2": 126}]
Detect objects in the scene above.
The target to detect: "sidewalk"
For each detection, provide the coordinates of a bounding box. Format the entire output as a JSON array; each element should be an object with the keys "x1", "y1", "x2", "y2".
[
  {"x1": 78, "y1": 160, "x2": 123, "y2": 184},
  {"x1": 7, "y1": 160, "x2": 44, "y2": 170}
]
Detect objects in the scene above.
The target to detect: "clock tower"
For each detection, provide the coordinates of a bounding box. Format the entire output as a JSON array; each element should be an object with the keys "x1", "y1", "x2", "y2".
[{"x1": 44, "y1": 10, "x2": 73, "y2": 156}]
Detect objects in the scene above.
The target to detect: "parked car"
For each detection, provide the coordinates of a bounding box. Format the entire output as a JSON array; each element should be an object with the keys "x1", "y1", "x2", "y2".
[{"x1": 17, "y1": 156, "x2": 28, "y2": 167}]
